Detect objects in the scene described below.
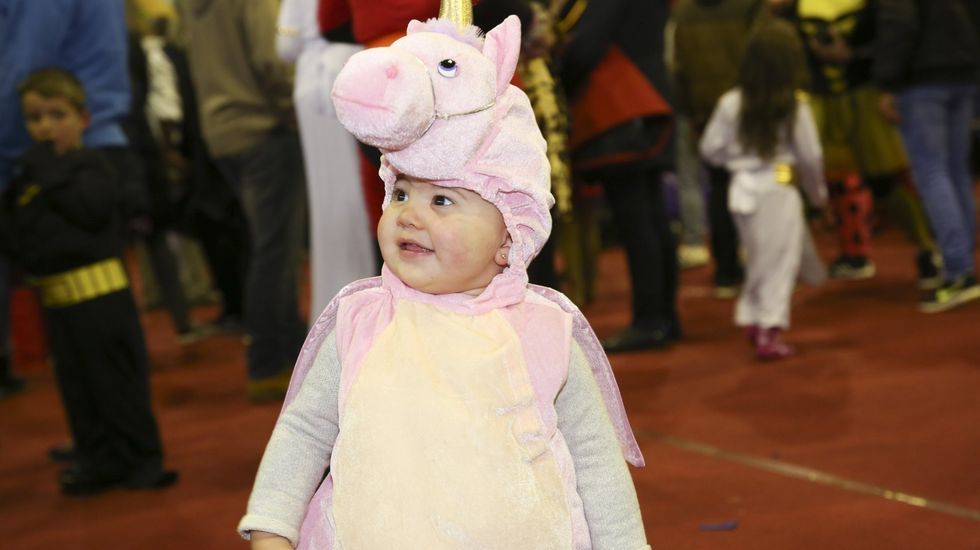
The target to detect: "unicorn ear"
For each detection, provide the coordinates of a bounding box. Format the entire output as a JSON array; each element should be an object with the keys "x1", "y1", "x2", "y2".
[
  {"x1": 407, "y1": 19, "x2": 427, "y2": 34},
  {"x1": 483, "y1": 15, "x2": 521, "y2": 96}
]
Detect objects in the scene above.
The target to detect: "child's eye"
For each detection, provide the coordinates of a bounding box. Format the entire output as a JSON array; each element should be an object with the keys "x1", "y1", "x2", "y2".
[
  {"x1": 393, "y1": 189, "x2": 408, "y2": 202},
  {"x1": 437, "y1": 59, "x2": 458, "y2": 78},
  {"x1": 432, "y1": 195, "x2": 455, "y2": 206}
]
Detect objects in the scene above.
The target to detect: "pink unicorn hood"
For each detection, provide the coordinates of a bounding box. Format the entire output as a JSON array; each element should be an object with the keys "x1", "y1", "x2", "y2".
[{"x1": 331, "y1": 15, "x2": 552, "y2": 273}]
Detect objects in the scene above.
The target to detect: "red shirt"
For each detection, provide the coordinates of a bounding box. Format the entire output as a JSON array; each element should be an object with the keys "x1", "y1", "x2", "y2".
[{"x1": 318, "y1": 0, "x2": 441, "y2": 45}]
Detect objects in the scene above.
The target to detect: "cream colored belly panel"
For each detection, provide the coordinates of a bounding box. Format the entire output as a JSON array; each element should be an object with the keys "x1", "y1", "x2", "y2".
[{"x1": 332, "y1": 301, "x2": 571, "y2": 549}]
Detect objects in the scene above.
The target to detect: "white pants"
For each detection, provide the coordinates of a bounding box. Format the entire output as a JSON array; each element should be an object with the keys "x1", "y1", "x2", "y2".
[
  {"x1": 295, "y1": 40, "x2": 376, "y2": 323},
  {"x1": 733, "y1": 186, "x2": 804, "y2": 329}
]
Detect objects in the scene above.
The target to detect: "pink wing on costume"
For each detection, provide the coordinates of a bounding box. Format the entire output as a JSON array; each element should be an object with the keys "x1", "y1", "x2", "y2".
[
  {"x1": 282, "y1": 277, "x2": 381, "y2": 406},
  {"x1": 528, "y1": 285, "x2": 645, "y2": 468}
]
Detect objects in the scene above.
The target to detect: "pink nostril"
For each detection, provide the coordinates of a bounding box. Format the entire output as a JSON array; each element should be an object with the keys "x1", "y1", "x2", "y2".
[{"x1": 385, "y1": 65, "x2": 398, "y2": 80}]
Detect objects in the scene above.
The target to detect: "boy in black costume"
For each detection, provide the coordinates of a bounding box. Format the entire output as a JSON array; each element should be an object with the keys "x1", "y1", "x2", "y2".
[{"x1": 0, "y1": 68, "x2": 177, "y2": 495}]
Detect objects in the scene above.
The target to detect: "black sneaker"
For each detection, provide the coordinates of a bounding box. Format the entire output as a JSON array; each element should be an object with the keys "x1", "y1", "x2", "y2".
[
  {"x1": 0, "y1": 376, "x2": 26, "y2": 399},
  {"x1": 0, "y1": 355, "x2": 26, "y2": 400},
  {"x1": 919, "y1": 274, "x2": 980, "y2": 313},
  {"x1": 602, "y1": 326, "x2": 673, "y2": 354},
  {"x1": 125, "y1": 468, "x2": 179, "y2": 491},
  {"x1": 915, "y1": 249, "x2": 942, "y2": 290},
  {"x1": 829, "y1": 256, "x2": 876, "y2": 280},
  {"x1": 48, "y1": 442, "x2": 77, "y2": 463},
  {"x1": 176, "y1": 323, "x2": 219, "y2": 345},
  {"x1": 213, "y1": 313, "x2": 244, "y2": 333},
  {"x1": 59, "y1": 465, "x2": 178, "y2": 496},
  {"x1": 59, "y1": 466, "x2": 123, "y2": 496}
]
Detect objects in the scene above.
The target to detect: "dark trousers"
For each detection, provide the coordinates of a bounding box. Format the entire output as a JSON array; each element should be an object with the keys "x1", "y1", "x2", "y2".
[
  {"x1": 193, "y1": 212, "x2": 248, "y2": 319},
  {"x1": 45, "y1": 290, "x2": 164, "y2": 480},
  {"x1": 145, "y1": 229, "x2": 191, "y2": 332},
  {"x1": 216, "y1": 129, "x2": 307, "y2": 379},
  {"x1": 707, "y1": 165, "x2": 742, "y2": 285},
  {"x1": 602, "y1": 169, "x2": 679, "y2": 328}
]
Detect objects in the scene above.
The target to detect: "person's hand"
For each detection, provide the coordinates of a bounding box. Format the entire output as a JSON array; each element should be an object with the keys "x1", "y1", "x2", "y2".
[
  {"x1": 250, "y1": 531, "x2": 293, "y2": 550},
  {"x1": 878, "y1": 92, "x2": 901, "y2": 124},
  {"x1": 808, "y1": 28, "x2": 852, "y2": 64}
]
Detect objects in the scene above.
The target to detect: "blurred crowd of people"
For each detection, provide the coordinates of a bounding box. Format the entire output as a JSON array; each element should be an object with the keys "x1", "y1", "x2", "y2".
[{"x1": 0, "y1": 0, "x2": 977, "y2": 495}]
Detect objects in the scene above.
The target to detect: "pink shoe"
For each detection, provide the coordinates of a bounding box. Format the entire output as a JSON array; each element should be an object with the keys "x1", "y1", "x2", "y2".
[{"x1": 755, "y1": 328, "x2": 795, "y2": 360}]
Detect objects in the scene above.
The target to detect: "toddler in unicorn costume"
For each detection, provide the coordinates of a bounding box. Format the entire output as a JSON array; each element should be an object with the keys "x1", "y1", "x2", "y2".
[{"x1": 237, "y1": 2, "x2": 649, "y2": 549}]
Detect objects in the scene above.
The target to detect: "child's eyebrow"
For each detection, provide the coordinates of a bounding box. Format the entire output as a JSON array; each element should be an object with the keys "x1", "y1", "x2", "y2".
[{"x1": 438, "y1": 186, "x2": 467, "y2": 197}]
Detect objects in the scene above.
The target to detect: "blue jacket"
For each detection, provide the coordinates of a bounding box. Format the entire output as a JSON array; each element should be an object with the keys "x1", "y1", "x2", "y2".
[{"x1": 0, "y1": 0, "x2": 130, "y2": 191}]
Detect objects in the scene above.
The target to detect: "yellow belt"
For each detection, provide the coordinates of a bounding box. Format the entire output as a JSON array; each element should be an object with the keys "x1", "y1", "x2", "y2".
[
  {"x1": 775, "y1": 163, "x2": 794, "y2": 186},
  {"x1": 31, "y1": 258, "x2": 129, "y2": 308}
]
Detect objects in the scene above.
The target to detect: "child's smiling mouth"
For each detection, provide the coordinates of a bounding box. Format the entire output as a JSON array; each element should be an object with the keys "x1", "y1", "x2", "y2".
[{"x1": 398, "y1": 239, "x2": 433, "y2": 254}]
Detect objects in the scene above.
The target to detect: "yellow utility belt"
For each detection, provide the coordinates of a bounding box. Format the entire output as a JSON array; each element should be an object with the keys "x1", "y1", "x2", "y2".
[
  {"x1": 31, "y1": 258, "x2": 129, "y2": 308},
  {"x1": 775, "y1": 163, "x2": 794, "y2": 186}
]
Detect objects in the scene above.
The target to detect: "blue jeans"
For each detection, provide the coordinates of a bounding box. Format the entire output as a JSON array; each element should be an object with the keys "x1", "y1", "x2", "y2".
[
  {"x1": 217, "y1": 129, "x2": 308, "y2": 380},
  {"x1": 897, "y1": 84, "x2": 977, "y2": 279}
]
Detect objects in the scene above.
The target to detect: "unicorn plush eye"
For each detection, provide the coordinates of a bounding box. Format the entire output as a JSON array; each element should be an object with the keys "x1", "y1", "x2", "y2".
[{"x1": 437, "y1": 59, "x2": 459, "y2": 78}]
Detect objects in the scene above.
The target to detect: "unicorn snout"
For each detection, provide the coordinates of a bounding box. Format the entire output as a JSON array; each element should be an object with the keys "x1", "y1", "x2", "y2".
[{"x1": 332, "y1": 48, "x2": 435, "y2": 150}]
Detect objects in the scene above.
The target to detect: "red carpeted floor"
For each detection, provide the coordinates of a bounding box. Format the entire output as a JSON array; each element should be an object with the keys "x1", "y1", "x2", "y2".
[{"x1": 1, "y1": 220, "x2": 979, "y2": 549}]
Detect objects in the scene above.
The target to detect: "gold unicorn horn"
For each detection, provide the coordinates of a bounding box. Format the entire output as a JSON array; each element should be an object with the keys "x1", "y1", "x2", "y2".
[{"x1": 439, "y1": 0, "x2": 473, "y2": 29}]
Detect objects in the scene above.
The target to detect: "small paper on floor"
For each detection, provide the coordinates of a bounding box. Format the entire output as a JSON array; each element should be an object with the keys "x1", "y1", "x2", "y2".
[{"x1": 699, "y1": 521, "x2": 739, "y2": 531}]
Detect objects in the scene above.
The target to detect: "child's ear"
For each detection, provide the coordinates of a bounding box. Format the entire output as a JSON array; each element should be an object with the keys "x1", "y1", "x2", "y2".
[{"x1": 494, "y1": 237, "x2": 512, "y2": 267}]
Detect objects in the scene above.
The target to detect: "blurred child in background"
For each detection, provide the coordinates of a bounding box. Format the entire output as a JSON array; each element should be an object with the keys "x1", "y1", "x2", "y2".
[
  {"x1": 0, "y1": 68, "x2": 176, "y2": 494},
  {"x1": 700, "y1": 19, "x2": 827, "y2": 359}
]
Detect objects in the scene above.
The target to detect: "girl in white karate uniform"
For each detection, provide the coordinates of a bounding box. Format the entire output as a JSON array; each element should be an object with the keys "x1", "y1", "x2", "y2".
[
  {"x1": 700, "y1": 19, "x2": 827, "y2": 359},
  {"x1": 277, "y1": 0, "x2": 376, "y2": 323}
]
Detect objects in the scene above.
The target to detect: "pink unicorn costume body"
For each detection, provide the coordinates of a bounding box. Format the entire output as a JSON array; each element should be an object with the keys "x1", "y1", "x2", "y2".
[{"x1": 239, "y1": 14, "x2": 649, "y2": 549}]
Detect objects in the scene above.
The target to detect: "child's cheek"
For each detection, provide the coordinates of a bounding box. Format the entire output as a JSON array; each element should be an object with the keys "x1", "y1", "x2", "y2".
[{"x1": 434, "y1": 223, "x2": 468, "y2": 265}]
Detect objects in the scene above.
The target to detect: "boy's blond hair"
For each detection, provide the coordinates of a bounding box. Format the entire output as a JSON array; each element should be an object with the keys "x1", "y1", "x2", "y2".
[{"x1": 17, "y1": 68, "x2": 87, "y2": 113}]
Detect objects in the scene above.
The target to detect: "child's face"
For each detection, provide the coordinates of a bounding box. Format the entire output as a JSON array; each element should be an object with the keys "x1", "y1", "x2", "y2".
[
  {"x1": 20, "y1": 92, "x2": 88, "y2": 156},
  {"x1": 378, "y1": 177, "x2": 510, "y2": 296}
]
